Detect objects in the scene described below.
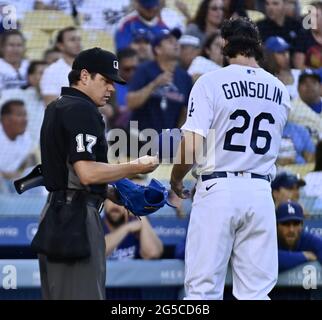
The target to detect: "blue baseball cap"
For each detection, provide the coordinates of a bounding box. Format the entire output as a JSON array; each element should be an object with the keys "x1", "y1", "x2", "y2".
[
  {"x1": 299, "y1": 68, "x2": 322, "y2": 84},
  {"x1": 138, "y1": 0, "x2": 159, "y2": 9},
  {"x1": 152, "y1": 28, "x2": 182, "y2": 48},
  {"x1": 271, "y1": 172, "x2": 305, "y2": 191},
  {"x1": 264, "y1": 36, "x2": 290, "y2": 53},
  {"x1": 276, "y1": 201, "x2": 304, "y2": 223}
]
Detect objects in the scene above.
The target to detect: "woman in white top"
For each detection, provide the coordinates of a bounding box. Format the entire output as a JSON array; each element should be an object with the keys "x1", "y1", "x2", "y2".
[
  {"x1": 188, "y1": 31, "x2": 223, "y2": 82},
  {"x1": 263, "y1": 36, "x2": 301, "y2": 100}
]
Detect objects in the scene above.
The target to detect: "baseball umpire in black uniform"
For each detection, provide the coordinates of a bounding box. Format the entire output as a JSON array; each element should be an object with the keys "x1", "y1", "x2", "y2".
[{"x1": 33, "y1": 47, "x2": 158, "y2": 300}]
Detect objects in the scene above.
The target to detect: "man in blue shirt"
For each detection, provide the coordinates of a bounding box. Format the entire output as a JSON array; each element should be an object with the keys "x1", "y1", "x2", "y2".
[
  {"x1": 102, "y1": 199, "x2": 163, "y2": 260},
  {"x1": 277, "y1": 201, "x2": 322, "y2": 272},
  {"x1": 115, "y1": 0, "x2": 167, "y2": 51},
  {"x1": 271, "y1": 172, "x2": 306, "y2": 208},
  {"x1": 127, "y1": 28, "x2": 193, "y2": 134},
  {"x1": 298, "y1": 69, "x2": 322, "y2": 114}
]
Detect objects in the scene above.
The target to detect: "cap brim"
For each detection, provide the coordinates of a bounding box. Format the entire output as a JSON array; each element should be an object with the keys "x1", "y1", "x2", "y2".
[
  {"x1": 277, "y1": 216, "x2": 303, "y2": 223},
  {"x1": 101, "y1": 72, "x2": 126, "y2": 85}
]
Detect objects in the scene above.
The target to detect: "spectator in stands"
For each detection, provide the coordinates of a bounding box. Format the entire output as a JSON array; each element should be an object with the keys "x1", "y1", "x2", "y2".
[
  {"x1": 257, "y1": 0, "x2": 302, "y2": 55},
  {"x1": 40, "y1": 26, "x2": 81, "y2": 105},
  {"x1": 284, "y1": 0, "x2": 301, "y2": 20},
  {"x1": 277, "y1": 200, "x2": 322, "y2": 272},
  {"x1": 103, "y1": 199, "x2": 163, "y2": 260},
  {"x1": 108, "y1": 48, "x2": 139, "y2": 130},
  {"x1": 0, "y1": 61, "x2": 47, "y2": 152},
  {"x1": 130, "y1": 28, "x2": 154, "y2": 63},
  {"x1": 0, "y1": 30, "x2": 29, "y2": 91},
  {"x1": 294, "y1": 1, "x2": 322, "y2": 69},
  {"x1": 298, "y1": 69, "x2": 322, "y2": 114},
  {"x1": 115, "y1": 0, "x2": 167, "y2": 51},
  {"x1": 188, "y1": 31, "x2": 223, "y2": 82},
  {"x1": 288, "y1": 70, "x2": 322, "y2": 142},
  {"x1": 127, "y1": 28, "x2": 193, "y2": 134},
  {"x1": 272, "y1": 172, "x2": 306, "y2": 208},
  {"x1": 77, "y1": 0, "x2": 132, "y2": 33},
  {"x1": 43, "y1": 47, "x2": 62, "y2": 65},
  {"x1": 185, "y1": 0, "x2": 224, "y2": 45},
  {"x1": 263, "y1": 36, "x2": 301, "y2": 100},
  {"x1": 178, "y1": 35, "x2": 201, "y2": 70},
  {"x1": 303, "y1": 141, "x2": 322, "y2": 198},
  {"x1": 277, "y1": 120, "x2": 315, "y2": 165},
  {"x1": 0, "y1": 100, "x2": 33, "y2": 192}
]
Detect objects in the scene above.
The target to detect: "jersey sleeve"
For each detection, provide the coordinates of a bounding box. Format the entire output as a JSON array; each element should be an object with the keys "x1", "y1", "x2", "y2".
[
  {"x1": 63, "y1": 105, "x2": 103, "y2": 164},
  {"x1": 181, "y1": 76, "x2": 214, "y2": 138}
]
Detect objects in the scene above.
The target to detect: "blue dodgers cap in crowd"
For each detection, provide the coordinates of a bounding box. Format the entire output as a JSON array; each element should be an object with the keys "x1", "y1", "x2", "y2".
[
  {"x1": 299, "y1": 68, "x2": 322, "y2": 84},
  {"x1": 271, "y1": 172, "x2": 306, "y2": 191},
  {"x1": 264, "y1": 36, "x2": 290, "y2": 53},
  {"x1": 276, "y1": 201, "x2": 304, "y2": 223},
  {"x1": 152, "y1": 28, "x2": 182, "y2": 48},
  {"x1": 138, "y1": 0, "x2": 159, "y2": 9}
]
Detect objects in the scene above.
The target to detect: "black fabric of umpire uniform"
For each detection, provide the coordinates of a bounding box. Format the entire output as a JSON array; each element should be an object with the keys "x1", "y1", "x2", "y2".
[
  {"x1": 37, "y1": 87, "x2": 107, "y2": 299},
  {"x1": 35, "y1": 48, "x2": 126, "y2": 300}
]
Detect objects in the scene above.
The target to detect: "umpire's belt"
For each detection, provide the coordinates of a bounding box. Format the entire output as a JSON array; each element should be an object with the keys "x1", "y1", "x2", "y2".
[
  {"x1": 48, "y1": 190, "x2": 104, "y2": 212},
  {"x1": 201, "y1": 171, "x2": 270, "y2": 183}
]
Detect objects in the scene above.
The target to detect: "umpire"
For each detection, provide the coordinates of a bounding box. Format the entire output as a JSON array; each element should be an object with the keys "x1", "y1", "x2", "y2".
[{"x1": 34, "y1": 47, "x2": 158, "y2": 300}]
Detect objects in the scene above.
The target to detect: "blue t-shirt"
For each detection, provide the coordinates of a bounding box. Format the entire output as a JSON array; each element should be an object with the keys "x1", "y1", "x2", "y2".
[
  {"x1": 278, "y1": 231, "x2": 322, "y2": 272},
  {"x1": 115, "y1": 83, "x2": 128, "y2": 110},
  {"x1": 283, "y1": 122, "x2": 315, "y2": 164},
  {"x1": 115, "y1": 14, "x2": 168, "y2": 51},
  {"x1": 102, "y1": 217, "x2": 140, "y2": 261},
  {"x1": 128, "y1": 60, "x2": 193, "y2": 132}
]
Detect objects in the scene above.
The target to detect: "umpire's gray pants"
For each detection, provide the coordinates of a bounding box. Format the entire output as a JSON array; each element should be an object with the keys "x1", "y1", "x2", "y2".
[{"x1": 38, "y1": 204, "x2": 106, "y2": 300}]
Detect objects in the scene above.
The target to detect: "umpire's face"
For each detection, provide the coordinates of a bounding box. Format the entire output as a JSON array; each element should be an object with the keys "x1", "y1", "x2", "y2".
[{"x1": 80, "y1": 70, "x2": 115, "y2": 106}]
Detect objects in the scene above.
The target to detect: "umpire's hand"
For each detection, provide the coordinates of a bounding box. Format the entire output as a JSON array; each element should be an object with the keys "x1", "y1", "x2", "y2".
[{"x1": 131, "y1": 155, "x2": 159, "y2": 174}]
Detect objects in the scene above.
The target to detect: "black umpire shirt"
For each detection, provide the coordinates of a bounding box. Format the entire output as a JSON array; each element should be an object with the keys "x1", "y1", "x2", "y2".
[{"x1": 40, "y1": 87, "x2": 108, "y2": 196}]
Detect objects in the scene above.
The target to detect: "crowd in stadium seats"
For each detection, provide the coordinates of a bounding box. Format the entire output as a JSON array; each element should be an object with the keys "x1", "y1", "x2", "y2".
[{"x1": 0, "y1": 0, "x2": 322, "y2": 271}]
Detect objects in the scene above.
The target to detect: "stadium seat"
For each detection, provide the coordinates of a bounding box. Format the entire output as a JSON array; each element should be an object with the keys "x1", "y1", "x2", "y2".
[
  {"x1": 80, "y1": 30, "x2": 114, "y2": 51},
  {"x1": 21, "y1": 10, "x2": 74, "y2": 31},
  {"x1": 22, "y1": 29, "x2": 50, "y2": 50}
]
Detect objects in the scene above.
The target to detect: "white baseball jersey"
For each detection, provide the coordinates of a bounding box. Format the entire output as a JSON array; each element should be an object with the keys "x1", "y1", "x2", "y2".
[{"x1": 182, "y1": 64, "x2": 291, "y2": 178}]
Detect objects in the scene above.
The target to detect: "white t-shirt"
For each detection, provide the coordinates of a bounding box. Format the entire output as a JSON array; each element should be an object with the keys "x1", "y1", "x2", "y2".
[
  {"x1": 0, "y1": 124, "x2": 33, "y2": 174},
  {"x1": 182, "y1": 64, "x2": 291, "y2": 178},
  {"x1": 40, "y1": 58, "x2": 71, "y2": 97},
  {"x1": 0, "y1": 58, "x2": 29, "y2": 91},
  {"x1": 78, "y1": 0, "x2": 131, "y2": 33},
  {"x1": 188, "y1": 56, "x2": 221, "y2": 77},
  {"x1": 0, "y1": 87, "x2": 45, "y2": 150},
  {"x1": 285, "y1": 69, "x2": 301, "y2": 101}
]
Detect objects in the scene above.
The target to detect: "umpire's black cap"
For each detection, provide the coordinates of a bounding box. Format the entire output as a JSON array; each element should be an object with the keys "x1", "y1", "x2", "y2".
[{"x1": 72, "y1": 47, "x2": 126, "y2": 84}]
